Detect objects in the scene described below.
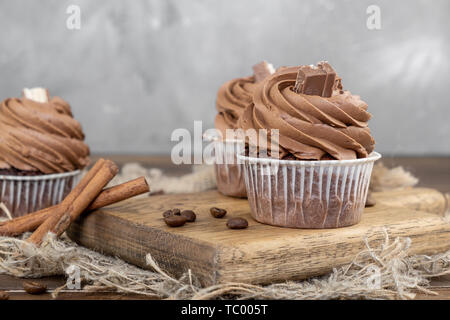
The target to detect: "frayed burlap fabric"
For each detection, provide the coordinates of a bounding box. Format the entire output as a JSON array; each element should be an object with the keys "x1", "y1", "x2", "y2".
[
  {"x1": 110, "y1": 163, "x2": 217, "y2": 195},
  {"x1": 0, "y1": 162, "x2": 449, "y2": 300}
]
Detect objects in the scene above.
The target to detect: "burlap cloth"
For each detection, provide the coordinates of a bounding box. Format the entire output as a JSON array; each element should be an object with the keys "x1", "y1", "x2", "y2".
[{"x1": 0, "y1": 162, "x2": 449, "y2": 300}]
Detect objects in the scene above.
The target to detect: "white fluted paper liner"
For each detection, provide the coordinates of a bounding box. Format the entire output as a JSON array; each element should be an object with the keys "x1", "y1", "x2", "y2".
[
  {"x1": 237, "y1": 152, "x2": 381, "y2": 228},
  {"x1": 0, "y1": 170, "x2": 81, "y2": 218},
  {"x1": 213, "y1": 140, "x2": 247, "y2": 198},
  {"x1": 204, "y1": 133, "x2": 247, "y2": 198}
]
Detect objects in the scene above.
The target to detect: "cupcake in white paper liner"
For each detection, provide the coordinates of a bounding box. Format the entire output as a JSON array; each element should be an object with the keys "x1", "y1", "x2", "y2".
[
  {"x1": 0, "y1": 171, "x2": 81, "y2": 217},
  {"x1": 238, "y1": 152, "x2": 381, "y2": 228},
  {"x1": 236, "y1": 62, "x2": 379, "y2": 228},
  {"x1": 0, "y1": 88, "x2": 89, "y2": 217}
]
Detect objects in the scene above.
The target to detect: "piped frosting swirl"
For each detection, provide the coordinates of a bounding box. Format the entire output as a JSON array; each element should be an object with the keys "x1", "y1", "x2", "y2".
[
  {"x1": 0, "y1": 96, "x2": 90, "y2": 173},
  {"x1": 215, "y1": 76, "x2": 257, "y2": 135}
]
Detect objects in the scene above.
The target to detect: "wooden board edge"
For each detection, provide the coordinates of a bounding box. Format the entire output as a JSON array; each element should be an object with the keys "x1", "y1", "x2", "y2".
[
  {"x1": 212, "y1": 215, "x2": 450, "y2": 284},
  {"x1": 67, "y1": 211, "x2": 222, "y2": 286}
]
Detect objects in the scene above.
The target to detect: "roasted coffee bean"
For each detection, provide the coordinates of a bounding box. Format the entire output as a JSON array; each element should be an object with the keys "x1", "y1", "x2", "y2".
[
  {"x1": 365, "y1": 192, "x2": 376, "y2": 207},
  {"x1": 164, "y1": 215, "x2": 187, "y2": 227},
  {"x1": 162, "y1": 209, "x2": 173, "y2": 218},
  {"x1": 23, "y1": 281, "x2": 47, "y2": 295},
  {"x1": 226, "y1": 217, "x2": 248, "y2": 229},
  {"x1": 172, "y1": 208, "x2": 181, "y2": 215},
  {"x1": 210, "y1": 207, "x2": 227, "y2": 218},
  {"x1": 180, "y1": 210, "x2": 196, "y2": 222},
  {"x1": 0, "y1": 290, "x2": 9, "y2": 300}
]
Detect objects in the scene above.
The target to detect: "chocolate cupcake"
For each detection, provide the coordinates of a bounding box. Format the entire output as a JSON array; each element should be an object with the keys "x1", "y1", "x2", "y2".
[
  {"x1": 237, "y1": 62, "x2": 380, "y2": 228},
  {"x1": 210, "y1": 61, "x2": 275, "y2": 198},
  {"x1": 0, "y1": 88, "x2": 89, "y2": 217}
]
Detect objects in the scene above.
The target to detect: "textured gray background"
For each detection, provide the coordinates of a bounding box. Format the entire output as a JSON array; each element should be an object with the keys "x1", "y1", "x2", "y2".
[{"x1": 0, "y1": 0, "x2": 448, "y2": 156}]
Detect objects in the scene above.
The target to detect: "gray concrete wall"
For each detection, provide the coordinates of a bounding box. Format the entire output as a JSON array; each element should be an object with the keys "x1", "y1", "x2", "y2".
[{"x1": 0, "y1": 0, "x2": 448, "y2": 155}]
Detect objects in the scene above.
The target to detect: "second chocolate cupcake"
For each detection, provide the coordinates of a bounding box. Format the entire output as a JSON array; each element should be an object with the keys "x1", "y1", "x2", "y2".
[
  {"x1": 238, "y1": 62, "x2": 380, "y2": 228},
  {"x1": 210, "y1": 61, "x2": 275, "y2": 198}
]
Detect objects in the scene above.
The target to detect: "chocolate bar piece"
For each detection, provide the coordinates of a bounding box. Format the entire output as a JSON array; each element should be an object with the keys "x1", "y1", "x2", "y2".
[
  {"x1": 294, "y1": 62, "x2": 337, "y2": 97},
  {"x1": 252, "y1": 61, "x2": 275, "y2": 82},
  {"x1": 317, "y1": 61, "x2": 336, "y2": 97},
  {"x1": 293, "y1": 65, "x2": 326, "y2": 96}
]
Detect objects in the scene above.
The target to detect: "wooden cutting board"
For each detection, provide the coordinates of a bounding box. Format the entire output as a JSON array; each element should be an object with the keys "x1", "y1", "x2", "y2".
[{"x1": 67, "y1": 188, "x2": 450, "y2": 286}]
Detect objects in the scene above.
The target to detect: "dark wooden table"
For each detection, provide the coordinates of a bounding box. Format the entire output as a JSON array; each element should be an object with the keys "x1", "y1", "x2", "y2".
[{"x1": 1, "y1": 155, "x2": 449, "y2": 300}]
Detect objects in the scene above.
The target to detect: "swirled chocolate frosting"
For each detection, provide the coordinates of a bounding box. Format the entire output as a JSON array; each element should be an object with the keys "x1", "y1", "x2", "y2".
[
  {"x1": 0, "y1": 96, "x2": 90, "y2": 173},
  {"x1": 215, "y1": 61, "x2": 275, "y2": 136},
  {"x1": 215, "y1": 76, "x2": 257, "y2": 135},
  {"x1": 239, "y1": 65, "x2": 375, "y2": 160}
]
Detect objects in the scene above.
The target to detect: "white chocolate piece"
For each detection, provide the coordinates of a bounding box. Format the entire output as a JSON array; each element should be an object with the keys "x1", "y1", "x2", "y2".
[
  {"x1": 23, "y1": 87, "x2": 49, "y2": 103},
  {"x1": 267, "y1": 62, "x2": 275, "y2": 75}
]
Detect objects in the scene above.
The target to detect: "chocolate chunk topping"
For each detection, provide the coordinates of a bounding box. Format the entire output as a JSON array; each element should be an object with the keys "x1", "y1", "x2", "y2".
[
  {"x1": 317, "y1": 61, "x2": 337, "y2": 97},
  {"x1": 294, "y1": 62, "x2": 337, "y2": 97},
  {"x1": 252, "y1": 61, "x2": 275, "y2": 82},
  {"x1": 294, "y1": 65, "x2": 326, "y2": 96}
]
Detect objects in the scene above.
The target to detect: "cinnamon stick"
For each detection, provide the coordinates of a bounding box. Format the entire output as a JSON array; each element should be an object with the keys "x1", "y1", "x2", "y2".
[
  {"x1": 63, "y1": 158, "x2": 107, "y2": 205},
  {"x1": 0, "y1": 177, "x2": 149, "y2": 237},
  {"x1": 27, "y1": 159, "x2": 118, "y2": 245},
  {"x1": 1, "y1": 159, "x2": 106, "y2": 237},
  {"x1": 86, "y1": 176, "x2": 149, "y2": 212},
  {"x1": 57, "y1": 160, "x2": 118, "y2": 234},
  {"x1": 0, "y1": 206, "x2": 54, "y2": 237}
]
